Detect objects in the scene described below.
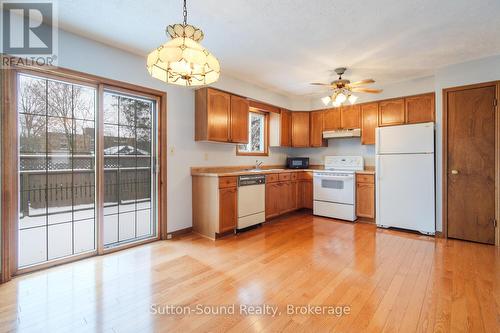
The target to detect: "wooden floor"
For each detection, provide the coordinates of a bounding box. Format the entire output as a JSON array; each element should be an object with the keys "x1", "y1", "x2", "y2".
[{"x1": 0, "y1": 211, "x2": 499, "y2": 333}]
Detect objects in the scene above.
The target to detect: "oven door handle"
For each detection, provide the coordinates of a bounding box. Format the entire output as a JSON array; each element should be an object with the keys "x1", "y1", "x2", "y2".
[{"x1": 314, "y1": 175, "x2": 354, "y2": 180}]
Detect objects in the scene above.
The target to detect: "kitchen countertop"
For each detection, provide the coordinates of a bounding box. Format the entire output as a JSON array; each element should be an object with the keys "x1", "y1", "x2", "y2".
[{"x1": 191, "y1": 166, "x2": 375, "y2": 177}]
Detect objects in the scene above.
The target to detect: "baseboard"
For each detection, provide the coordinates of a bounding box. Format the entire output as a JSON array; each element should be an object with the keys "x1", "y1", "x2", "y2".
[{"x1": 167, "y1": 227, "x2": 193, "y2": 239}]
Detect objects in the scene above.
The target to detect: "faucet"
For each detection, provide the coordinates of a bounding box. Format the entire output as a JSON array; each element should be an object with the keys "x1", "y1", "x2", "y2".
[{"x1": 255, "y1": 160, "x2": 263, "y2": 170}]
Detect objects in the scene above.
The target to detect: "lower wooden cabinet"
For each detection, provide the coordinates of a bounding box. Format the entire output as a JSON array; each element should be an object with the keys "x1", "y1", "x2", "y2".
[
  {"x1": 192, "y1": 175, "x2": 238, "y2": 239},
  {"x1": 356, "y1": 174, "x2": 375, "y2": 219},
  {"x1": 265, "y1": 172, "x2": 312, "y2": 219},
  {"x1": 219, "y1": 187, "x2": 237, "y2": 232},
  {"x1": 298, "y1": 180, "x2": 313, "y2": 209},
  {"x1": 265, "y1": 181, "x2": 281, "y2": 219}
]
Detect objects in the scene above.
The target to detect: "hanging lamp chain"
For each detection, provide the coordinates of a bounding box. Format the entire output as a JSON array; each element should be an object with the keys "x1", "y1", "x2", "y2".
[{"x1": 183, "y1": 0, "x2": 188, "y2": 25}]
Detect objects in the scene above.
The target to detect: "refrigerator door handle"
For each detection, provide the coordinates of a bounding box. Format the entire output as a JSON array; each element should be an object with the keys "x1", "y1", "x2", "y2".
[{"x1": 376, "y1": 156, "x2": 381, "y2": 180}]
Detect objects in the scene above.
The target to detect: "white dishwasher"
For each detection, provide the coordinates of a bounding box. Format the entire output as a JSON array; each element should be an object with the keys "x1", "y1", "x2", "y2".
[{"x1": 237, "y1": 174, "x2": 266, "y2": 230}]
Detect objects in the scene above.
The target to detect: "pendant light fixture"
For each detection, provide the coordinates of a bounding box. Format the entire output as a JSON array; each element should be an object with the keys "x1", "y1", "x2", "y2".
[{"x1": 147, "y1": 0, "x2": 220, "y2": 86}]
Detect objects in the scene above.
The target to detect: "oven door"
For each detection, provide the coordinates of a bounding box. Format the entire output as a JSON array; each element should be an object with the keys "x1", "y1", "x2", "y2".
[{"x1": 313, "y1": 173, "x2": 355, "y2": 205}]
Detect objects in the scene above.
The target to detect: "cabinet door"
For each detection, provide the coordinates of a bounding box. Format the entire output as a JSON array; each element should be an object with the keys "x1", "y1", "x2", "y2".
[
  {"x1": 405, "y1": 93, "x2": 435, "y2": 124},
  {"x1": 291, "y1": 112, "x2": 310, "y2": 147},
  {"x1": 309, "y1": 110, "x2": 327, "y2": 147},
  {"x1": 324, "y1": 108, "x2": 341, "y2": 130},
  {"x1": 278, "y1": 182, "x2": 288, "y2": 214},
  {"x1": 298, "y1": 180, "x2": 313, "y2": 209},
  {"x1": 361, "y1": 103, "x2": 379, "y2": 145},
  {"x1": 207, "y1": 89, "x2": 231, "y2": 142},
  {"x1": 291, "y1": 180, "x2": 298, "y2": 210},
  {"x1": 219, "y1": 187, "x2": 237, "y2": 232},
  {"x1": 265, "y1": 183, "x2": 281, "y2": 219},
  {"x1": 356, "y1": 183, "x2": 375, "y2": 218},
  {"x1": 379, "y1": 98, "x2": 405, "y2": 126},
  {"x1": 230, "y1": 95, "x2": 249, "y2": 143},
  {"x1": 280, "y1": 109, "x2": 292, "y2": 147},
  {"x1": 340, "y1": 105, "x2": 361, "y2": 129}
]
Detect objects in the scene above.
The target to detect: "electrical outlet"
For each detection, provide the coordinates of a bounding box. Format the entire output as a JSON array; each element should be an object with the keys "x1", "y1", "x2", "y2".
[
  {"x1": 169, "y1": 146, "x2": 175, "y2": 155},
  {"x1": 204, "y1": 152, "x2": 209, "y2": 161}
]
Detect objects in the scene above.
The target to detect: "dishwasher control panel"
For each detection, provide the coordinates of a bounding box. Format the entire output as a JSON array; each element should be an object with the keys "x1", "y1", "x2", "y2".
[{"x1": 238, "y1": 175, "x2": 266, "y2": 186}]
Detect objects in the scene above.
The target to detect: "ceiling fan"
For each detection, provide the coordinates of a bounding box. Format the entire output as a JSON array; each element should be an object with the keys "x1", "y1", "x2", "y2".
[{"x1": 311, "y1": 67, "x2": 383, "y2": 106}]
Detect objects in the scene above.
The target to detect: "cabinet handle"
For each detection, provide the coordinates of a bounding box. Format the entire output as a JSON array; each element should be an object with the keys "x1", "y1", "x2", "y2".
[{"x1": 451, "y1": 169, "x2": 459, "y2": 175}]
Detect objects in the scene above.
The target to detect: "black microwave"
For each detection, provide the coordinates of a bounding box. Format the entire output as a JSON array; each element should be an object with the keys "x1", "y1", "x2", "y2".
[{"x1": 286, "y1": 157, "x2": 309, "y2": 169}]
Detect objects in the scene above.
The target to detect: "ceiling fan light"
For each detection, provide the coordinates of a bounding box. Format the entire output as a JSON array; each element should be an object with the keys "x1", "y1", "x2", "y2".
[
  {"x1": 348, "y1": 95, "x2": 358, "y2": 104},
  {"x1": 335, "y1": 93, "x2": 347, "y2": 104},
  {"x1": 332, "y1": 100, "x2": 341, "y2": 107},
  {"x1": 321, "y1": 96, "x2": 331, "y2": 105}
]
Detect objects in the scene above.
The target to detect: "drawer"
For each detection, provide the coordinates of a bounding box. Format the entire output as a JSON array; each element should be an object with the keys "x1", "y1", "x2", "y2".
[
  {"x1": 356, "y1": 174, "x2": 375, "y2": 184},
  {"x1": 290, "y1": 173, "x2": 298, "y2": 181},
  {"x1": 266, "y1": 174, "x2": 279, "y2": 183},
  {"x1": 278, "y1": 173, "x2": 291, "y2": 181},
  {"x1": 219, "y1": 176, "x2": 237, "y2": 188},
  {"x1": 297, "y1": 171, "x2": 313, "y2": 180}
]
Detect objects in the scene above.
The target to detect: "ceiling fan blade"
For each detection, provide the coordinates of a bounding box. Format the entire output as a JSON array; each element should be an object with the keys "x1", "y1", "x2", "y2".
[
  {"x1": 351, "y1": 87, "x2": 383, "y2": 93},
  {"x1": 310, "y1": 83, "x2": 333, "y2": 86},
  {"x1": 347, "y1": 79, "x2": 375, "y2": 87}
]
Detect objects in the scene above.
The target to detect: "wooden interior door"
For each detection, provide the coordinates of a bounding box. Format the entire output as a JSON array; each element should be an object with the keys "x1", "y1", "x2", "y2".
[{"x1": 447, "y1": 85, "x2": 496, "y2": 244}]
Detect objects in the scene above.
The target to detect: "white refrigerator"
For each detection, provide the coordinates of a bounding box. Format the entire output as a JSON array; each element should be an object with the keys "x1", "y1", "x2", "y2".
[{"x1": 375, "y1": 122, "x2": 435, "y2": 235}]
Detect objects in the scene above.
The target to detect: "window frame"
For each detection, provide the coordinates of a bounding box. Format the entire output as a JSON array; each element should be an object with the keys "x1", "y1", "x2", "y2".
[{"x1": 236, "y1": 109, "x2": 269, "y2": 157}]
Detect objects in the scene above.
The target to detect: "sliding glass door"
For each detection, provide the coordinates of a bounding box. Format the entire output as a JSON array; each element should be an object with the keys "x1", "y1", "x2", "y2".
[
  {"x1": 16, "y1": 72, "x2": 158, "y2": 270},
  {"x1": 102, "y1": 90, "x2": 157, "y2": 247},
  {"x1": 18, "y1": 73, "x2": 97, "y2": 267}
]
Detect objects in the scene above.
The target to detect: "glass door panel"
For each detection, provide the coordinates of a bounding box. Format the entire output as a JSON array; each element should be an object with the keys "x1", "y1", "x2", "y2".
[
  {"x1": 102, "y1": 90, "x2": 157, "y2": 248},
  {"x1": 17, "y1": 73, "x2": 97, "y2": 268}
]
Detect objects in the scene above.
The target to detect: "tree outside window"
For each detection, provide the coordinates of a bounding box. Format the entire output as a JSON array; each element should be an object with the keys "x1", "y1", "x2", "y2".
[{"x1": 237, "y1": 111, "x2": 268, "y2": 156}]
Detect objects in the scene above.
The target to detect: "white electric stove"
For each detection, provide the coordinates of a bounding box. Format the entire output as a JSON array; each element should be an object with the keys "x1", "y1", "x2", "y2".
[{"x1": 313, "y1": 156, "x2": 364, "y2": 221}]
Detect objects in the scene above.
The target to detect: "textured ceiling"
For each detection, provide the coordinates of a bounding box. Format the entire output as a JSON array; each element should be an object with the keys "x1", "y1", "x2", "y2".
[{"x1": 55, "y1": 0, "x2": 500, "y2": 96}]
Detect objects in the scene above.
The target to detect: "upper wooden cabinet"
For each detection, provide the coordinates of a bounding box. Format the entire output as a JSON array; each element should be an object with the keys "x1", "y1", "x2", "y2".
[
  {"x1": 280, "y1": 109, "x2": 292, "y2": 147},
  {"x1": 378, "y1": 98, "x2": 405, "y2": 126},
  {"x1": 195, "y1": 88, "x2": 249, "y2": 143},
  {"x1": 361, "y1": 103, "x2": 379, "y2": 145},
  {"x1": 340, "y1": 105, "x2": 361, "y2": 129},
  {"x1": 291, "y1": 112, "x2": 310, "y2": 147},
  {"x1": 405, "y1": 93, "x2": 435, "y2": 124},
  {"x1": 323, "y1": 107, "x2": 341, "y2": 130},
  {"x1": 230, "y1": 95, "x2": 250, "y2": 143},
  {"x1": 309, "y1": 110, "x2": 327, "y2": 147}
]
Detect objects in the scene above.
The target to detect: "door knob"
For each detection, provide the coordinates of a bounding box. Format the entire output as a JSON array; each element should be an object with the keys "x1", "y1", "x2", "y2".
[{"x1": 451, "y1": 169, "x2": 459, "y2": 175}]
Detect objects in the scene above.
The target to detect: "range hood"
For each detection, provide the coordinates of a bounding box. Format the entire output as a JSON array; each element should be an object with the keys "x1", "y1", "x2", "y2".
[{"x1": 323, "y1": 128, "x2": 361, "y2": 139}]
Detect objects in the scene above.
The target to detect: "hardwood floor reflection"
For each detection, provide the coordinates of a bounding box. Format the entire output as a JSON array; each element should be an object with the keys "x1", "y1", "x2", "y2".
[{"x1": 0, "y1": 211, "x2": 499, "y2": 332}]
